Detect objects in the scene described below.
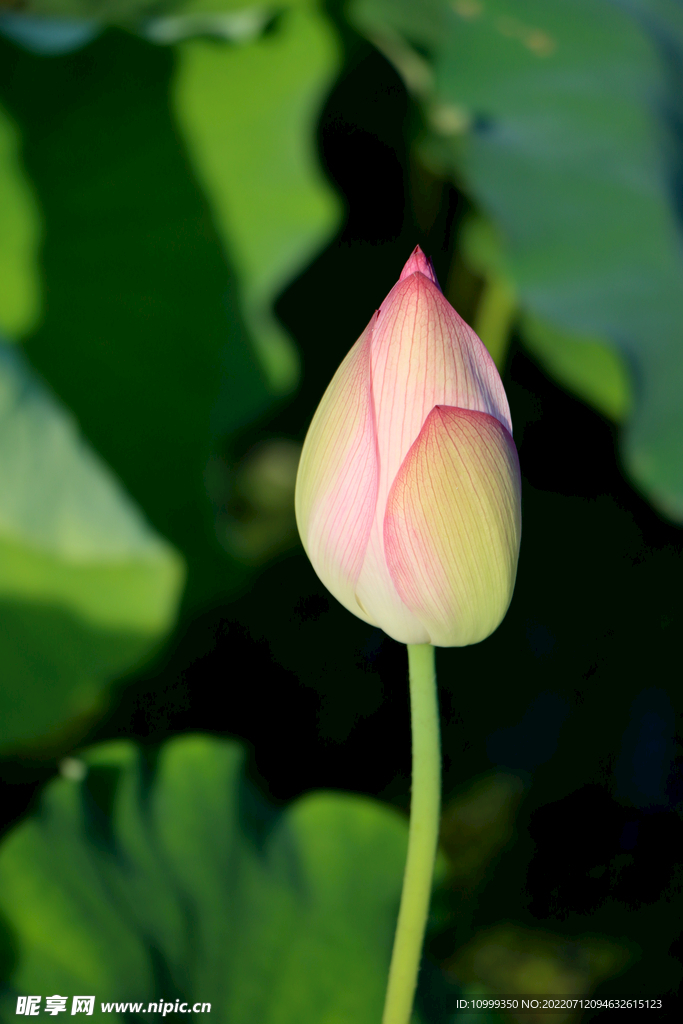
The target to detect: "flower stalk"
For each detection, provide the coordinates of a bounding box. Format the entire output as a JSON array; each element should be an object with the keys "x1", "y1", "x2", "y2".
[{"x1": 382, "y1": 643, "x2": 440, "y2": 1024}]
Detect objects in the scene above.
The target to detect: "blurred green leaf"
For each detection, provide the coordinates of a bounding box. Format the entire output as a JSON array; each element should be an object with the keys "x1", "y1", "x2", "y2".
[
  {"x1": 456, "y1": 215, "x2": 516, "y2": 373},
  {"x1": 0, "y1": 0, "x2": 328, "y2": 52},
  {"x1": 352, "y1": 0, "x2": 683, "y2": 518},
  {"x1": 0, "y1": 344, "x2": 184, "y2": 752},
  {"x1": 459, "y1": 215, "x2": 633, "y2": 419},
  {"x1": 0, "y1": 29, "x2": 274, "y2": 610},
  {"x1": 0, "y1": 105, "x2": 40, "y2": 337},
  {"x1": 5, "y1": 0, "x2": 282, "y2": 17},
  {"x1": 521, "y1": 314, "x2": 633, "y2": 423},
  {"x1": 172, "y1": 1, "x2": 342, "y2": 393},
  {"x1": 0, "y1": 734, "x2": 411, "y2": 1022}
]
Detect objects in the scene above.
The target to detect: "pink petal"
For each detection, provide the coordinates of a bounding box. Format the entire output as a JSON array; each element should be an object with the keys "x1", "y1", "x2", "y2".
[
  {"x1": 384, "y1": 406, "x2": 522, "y2": 647},
  {"x1": 371, "y1": 274, "x2": 512, "y2": 510},
  {"x1": 399, "y1": 245, "x2": 441, "y2": 289},
  {"x1": 358, "y1": 274, "x2": 512, "y2": 634},
  {"x1": 294, "y1": 316, "x2": 379, "y2": 625},
  {"x1": 354, "y1": 501, "x2": 431, "y2": 644}
]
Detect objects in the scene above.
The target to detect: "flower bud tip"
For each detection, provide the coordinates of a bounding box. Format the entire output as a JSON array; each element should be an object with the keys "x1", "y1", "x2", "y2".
[{"x1": 399, "y1": 245, "x2": 441, "y2": 290}]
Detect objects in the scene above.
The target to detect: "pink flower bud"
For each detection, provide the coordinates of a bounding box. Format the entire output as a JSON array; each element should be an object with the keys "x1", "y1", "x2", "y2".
[{"x1": 295, "y1": 247, "x2": 521, "y2": 646}]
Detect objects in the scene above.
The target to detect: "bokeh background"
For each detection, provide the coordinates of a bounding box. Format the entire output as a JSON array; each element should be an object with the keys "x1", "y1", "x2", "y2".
[{"x1": 0, "y1": 1, "x2": 682, "y2": 1021}]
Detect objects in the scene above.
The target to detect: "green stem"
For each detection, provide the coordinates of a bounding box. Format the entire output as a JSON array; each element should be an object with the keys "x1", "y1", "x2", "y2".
[{"x1": 382, "y1": 643, "x2": 441, "y2": 1024}]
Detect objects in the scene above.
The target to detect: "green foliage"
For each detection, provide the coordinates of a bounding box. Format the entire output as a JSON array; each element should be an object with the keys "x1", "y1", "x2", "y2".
[
  {"x1": 0, "y1": 29, "x2": 274, "y2": 612},
  {"x1": 0, "y1": 6, "x2": 341, "y2": 744},
  {"x1": 0, "y1": 107, "x2": 40, "y2": 337},
  {"x1": 521, "y1": 314, "x2": 633, "y2": 424},
  {"x1": 0, "y1": 1, "x2": 341, "y2": 575},
  {"x1": 1, "y1": 0, "x2": 265, "y2": 18},
  {"x1": 0, "y1": 344, "x2": 184, "y2": 751},
  {"x1": 1, "y1": 1, "x2": 323, "y2": 30},
  {"x1": 172, "y1": 3, "x2": 341, "y2": 393},
  {"x1": 351, "y1": 0, "x2": 683, "y2": 519},
  {"x1": 0, "y1": 734, "x2": 410, "y2": 1023},
  {"x1": 460, "y1": 214, "x2": 633, "y2": 420}
]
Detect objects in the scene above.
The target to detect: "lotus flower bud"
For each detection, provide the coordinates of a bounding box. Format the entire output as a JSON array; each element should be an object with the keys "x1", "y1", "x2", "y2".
[{"x1": 295, "y1": 247, "x2": 521, "y2": 647}]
